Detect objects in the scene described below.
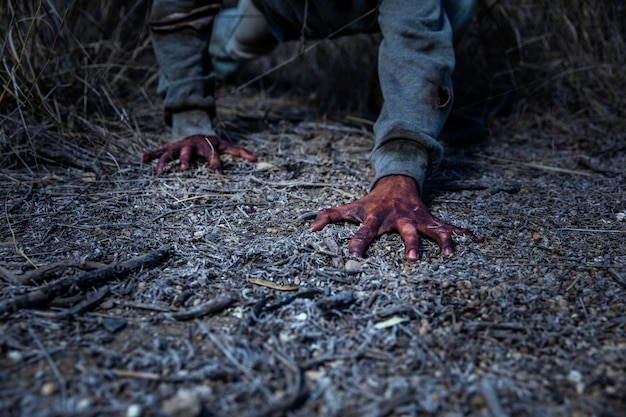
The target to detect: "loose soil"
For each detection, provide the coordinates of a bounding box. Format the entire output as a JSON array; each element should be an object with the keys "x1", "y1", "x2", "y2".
[{"x1": 1, "y1": 86, "x2": 625, "y2": 417}]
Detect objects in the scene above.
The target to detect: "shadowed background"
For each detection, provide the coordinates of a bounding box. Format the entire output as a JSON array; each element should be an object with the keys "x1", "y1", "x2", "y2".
[{"x1": 1, "y1": 0, "x2": 624, "y2": 172}]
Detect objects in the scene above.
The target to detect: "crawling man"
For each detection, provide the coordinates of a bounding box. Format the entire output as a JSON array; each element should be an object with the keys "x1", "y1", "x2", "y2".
[{"x1": 143, "y1": 0, "x2": 479, "y2": 261}]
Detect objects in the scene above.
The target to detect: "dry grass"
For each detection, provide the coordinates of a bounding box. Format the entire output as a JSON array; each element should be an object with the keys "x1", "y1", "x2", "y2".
[
  {"x1": 2, "y1": 0, "x2": 624, "y2": 173},
  {"x1": 0, "y1": 0, "x2": 156, "y2": 172}
]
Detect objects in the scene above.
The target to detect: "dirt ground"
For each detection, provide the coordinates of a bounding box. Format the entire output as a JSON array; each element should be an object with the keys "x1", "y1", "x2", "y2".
[
  {"x1": 1, "y1": 3, "x2": 626, "y2": 413},
  {"x1": 1, "y1": 78, "x2": 625, "y2": 417}
]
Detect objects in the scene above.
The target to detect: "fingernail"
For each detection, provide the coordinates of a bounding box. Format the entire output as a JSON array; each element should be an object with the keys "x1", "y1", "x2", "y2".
[{"x1": 407, "y1": 249, "x2": 418, "y2": 261}]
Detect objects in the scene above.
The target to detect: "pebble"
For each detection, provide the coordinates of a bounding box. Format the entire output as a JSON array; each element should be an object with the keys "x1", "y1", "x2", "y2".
[
  {"x1": 77, "y1": 398, "x2": 92, "y2": 411},
  {"x1": 161, "y1": 388, "x2": 203, "y2": 417},
  {"x1": 344, "y1": 260, "x2": 363, "y2": 273},
  {"x1": 102, "y1": 319, "x2": 127, "y2": 333},
  {"x1": 8, "y1": 350, "x2": 23, "y2": 363},
  {"x1": 41, "y1": 382, "x2": 56, "y2": 396},
  {"x1": 567, "y1": 370, "x2": 585, "y2": 394},
  {"x1": 126, "y1": 404, "x2": 142, "y2": 417}
]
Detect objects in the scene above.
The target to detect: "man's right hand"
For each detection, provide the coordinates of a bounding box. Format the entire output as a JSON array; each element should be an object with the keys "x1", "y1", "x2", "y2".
[{"x1": 142, "y1": 135, "x2": 257, "y2": 174}]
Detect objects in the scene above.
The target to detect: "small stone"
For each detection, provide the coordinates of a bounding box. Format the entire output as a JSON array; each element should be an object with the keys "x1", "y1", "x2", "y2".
[
  {"x1": 567, "y1": 370, "x2": 585, "y2": 394},
  {"x1": 41, "y1": 382, "x2": 56, "y2": 396},
  {"x1": 102, "y1": 319, "x2": 127, "y2": 333},
  {"x1": 77, "y1": 398, "x2": 92, "y2": 411},
  {"x1": 99, "y1": 300, "x2": 115, "y2": 310},
  {"x1": 126, "y1": 404, "x2": 142, "y2": 417},
  {"x1": 470, "y1": 394, "x2": 485, "y2": 407},
  {"x1": 161, "y1": 388, "x2": 202, "y2": 417},
  {"x1": 8, "y1": 350, "x2": 23, "y2": 363},
  {"x1": 418, "y1": 319, "x2": 431, "y2": 336},
  {"x1": 344, "y1": 260, "x2": 362, "y2": 273},
  {"x1": 567, "y1": 370, "x2": 583, "y2": 383}
]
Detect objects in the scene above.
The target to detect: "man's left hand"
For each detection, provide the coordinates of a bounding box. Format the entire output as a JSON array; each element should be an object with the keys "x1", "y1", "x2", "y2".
[{"x1": 310, "y1": 175, "x2": 480, "y2": 261}]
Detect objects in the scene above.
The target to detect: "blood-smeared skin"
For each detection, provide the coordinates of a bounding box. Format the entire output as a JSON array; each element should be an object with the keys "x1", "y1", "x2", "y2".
[
  {"x1": 142, "y1": 135, "x2": 257, "y2": 174},
  {"x1": 310, "y1": 175, "x2": 481, "y2": 261}
]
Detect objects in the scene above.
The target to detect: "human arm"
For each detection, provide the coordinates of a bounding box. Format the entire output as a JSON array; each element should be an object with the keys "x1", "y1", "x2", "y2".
[{"x1": 311, "y1": 0, "x2": 478, "y2": 259}]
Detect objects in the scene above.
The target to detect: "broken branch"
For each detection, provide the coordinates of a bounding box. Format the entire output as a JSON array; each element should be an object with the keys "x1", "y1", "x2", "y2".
[{"x1": 0, "y1": 245, "x2": 174, "y2": 316}]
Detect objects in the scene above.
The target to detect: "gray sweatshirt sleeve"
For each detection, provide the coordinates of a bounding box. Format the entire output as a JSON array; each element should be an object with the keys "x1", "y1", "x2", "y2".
[
  {"x1": 149, "y1": 0, "x2": 222, "y2": 127},
  {"x1": 371, "y1": 0, "x2": 455, "y2": 193}
]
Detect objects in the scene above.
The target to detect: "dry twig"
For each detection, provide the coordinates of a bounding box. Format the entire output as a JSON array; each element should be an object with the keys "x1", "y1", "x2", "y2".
[
  {"x1": 170, "y1": 294, "x2": 237, "y2": 321},
  {"x1": 0, "y1": 245, "x2": 173, "y2": 315}
]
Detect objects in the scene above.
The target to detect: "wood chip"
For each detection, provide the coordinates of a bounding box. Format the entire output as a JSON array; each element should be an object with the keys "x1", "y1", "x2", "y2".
[
  {"x1": 249, "y1": 278, "x2": 300, "y2": 291},
  {"x1": 171, "y1": 294, "x2": 237, "y2": 321},
  {"x1": 374, "y1": 316, "x2": 410, "y2": 329}
]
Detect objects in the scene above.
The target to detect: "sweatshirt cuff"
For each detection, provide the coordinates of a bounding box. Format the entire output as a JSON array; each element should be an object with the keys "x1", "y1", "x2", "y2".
[
  {"x1": 171, "y1": 109, "x2": 216, "y2": 139},
  {"x1": 369, "y1": 139, "x2": 431, "y2": 193}
]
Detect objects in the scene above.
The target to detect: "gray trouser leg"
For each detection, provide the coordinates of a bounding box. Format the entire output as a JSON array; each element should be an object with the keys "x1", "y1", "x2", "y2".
[
  {"x1": 150, "y1": 0, "x2": 221, "y2": 126},
  {"x1": 210, "y1": 0, "x2": 277, "y2": 78}
]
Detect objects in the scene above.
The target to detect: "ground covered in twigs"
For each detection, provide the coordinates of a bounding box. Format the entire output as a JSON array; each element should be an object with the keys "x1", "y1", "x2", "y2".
[
  {"x1": 2, "y1": 1, "x2": 626, "y2": 416},
  {"x1": 1, "y1": 88, "x2": 625, "y2": 416}
]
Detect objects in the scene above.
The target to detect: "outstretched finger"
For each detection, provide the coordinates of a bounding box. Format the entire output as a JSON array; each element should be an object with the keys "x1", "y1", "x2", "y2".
[
  {"x1": 178, "y1": 145, "x2": 193, "y2": 171},
  {"x1": 222, "y1": 144, "x2": 258, "y2": 163},
  {"x1": 208, "y1": 148, "x2": 223, "y2": 174},
  {"x1": 451, "y1": 226, "x2": 483, "y2": 243},
  {"x1": 310, "y1": 204, "x2": 362, "y2": 232},
  {"x1": 348, "y1": 219, "x2": 380, "y2": 258},
  {"x1": 415, "y1": 219, "x2": 477, "y2": 257},
  {"x1": 436, "y1": 231, "x2": 456, "y2": 257},
  {"x1": 211, "y1": 135, "x2": 258, "y2": 163},
  {"x1": 397, "y1": 220, "x2": 421, "y2": 261},
  {"x1": 309, "y1": 208, "x2": 336, "y2": 232},
  {"x1": 156, "y1": 149, "x2": 178, "y2": 174},
  {"x1": 142, "y1": 148, "x2": 167, "y2": 164},
  {"x1": 417, "y1": 222, "x2": 457, "y2": 257}
]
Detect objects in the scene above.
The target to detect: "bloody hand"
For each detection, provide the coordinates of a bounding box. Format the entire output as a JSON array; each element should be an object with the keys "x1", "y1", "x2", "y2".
[
  {"x1": 142, "y1": 135, "x2": 257, "y2": 174},
  {"x1": 310, "y1": 175, "x2": 480, "y2": 261}
]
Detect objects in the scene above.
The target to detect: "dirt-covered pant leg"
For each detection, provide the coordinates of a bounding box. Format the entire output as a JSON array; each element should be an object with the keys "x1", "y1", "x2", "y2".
[
  {"x1": 214, "y1": 0, "x2": 277, "y2": 62},
  {"x1": 150, "y1": 0, "x2": 222, "y2": 126},
  {"x1": 443, "y1": 0, "x2": 475, "y2": 34}
]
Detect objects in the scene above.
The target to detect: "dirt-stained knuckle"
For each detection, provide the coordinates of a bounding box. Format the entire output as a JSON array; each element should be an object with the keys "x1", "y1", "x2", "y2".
[
  {"x1": 150, "y1": 3, "x2": 222, "y2": 33},
  {"x1": 317, "y1": 208, "x2": 336, "y2": 223}
]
